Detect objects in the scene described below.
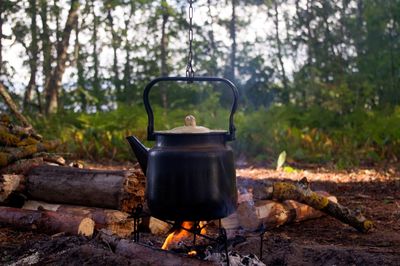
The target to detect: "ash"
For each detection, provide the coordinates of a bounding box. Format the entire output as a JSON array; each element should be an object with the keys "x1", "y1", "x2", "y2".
[{"x1": 205, "y1": 250, "x2": 265, "y2": 266}]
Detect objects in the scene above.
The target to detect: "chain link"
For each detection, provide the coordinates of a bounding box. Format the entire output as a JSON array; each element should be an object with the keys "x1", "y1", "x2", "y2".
[{"x1": 186, "y1": 0, "x2": 195, "y2": 79}]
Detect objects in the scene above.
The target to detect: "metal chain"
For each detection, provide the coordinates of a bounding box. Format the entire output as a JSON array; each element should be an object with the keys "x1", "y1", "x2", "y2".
[{"x1": 186, "y1": 0, "x2": 195, "y2": 78}]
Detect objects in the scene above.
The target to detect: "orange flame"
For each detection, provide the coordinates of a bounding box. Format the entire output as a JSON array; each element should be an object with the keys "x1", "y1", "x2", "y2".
[{"x1": 161, "y1": 221, "x2": 206, "y2": 251}]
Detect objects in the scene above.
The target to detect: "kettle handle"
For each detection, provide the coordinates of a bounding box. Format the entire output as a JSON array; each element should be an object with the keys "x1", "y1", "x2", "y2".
[{"x1": 143, "y1": 76, "x2": 239, "y2": 141}]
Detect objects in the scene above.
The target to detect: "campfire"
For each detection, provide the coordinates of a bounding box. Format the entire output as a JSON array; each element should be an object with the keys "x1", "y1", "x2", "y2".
[{"x1": 161, "y1": 221, "x2": 206, "y2": 251}]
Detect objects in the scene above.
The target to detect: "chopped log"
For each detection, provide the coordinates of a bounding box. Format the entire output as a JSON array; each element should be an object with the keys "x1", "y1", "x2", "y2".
[
  {"x1": 0, "y1": 157, "x2": 44, "y2": 175},
  {"x1": 0, "y1": 174, "x2": 25, "y2": 202},
  {"x1": 99, "y1": 230, "x2": 214, "y2": 265},
  {"x1": 247, "y1": 177, "x2": 374, "y2": 232},
  {"x1": 236, "y1": 193, "x2": 338, "y2": 231},
  {"x1": 23, "y1": 200, "x2": 134, "y2": 237},
  {"x1": 27, "y1": 165, "x2": 145, "y2": 212},
  {"x1": 0, "y1": 206, "x2": 94, "y2": 236},
  {"x1": 149, "y1": 216, "x2": 173, "y2": 235},
  {"x1": 0, "y1": 140, "x2": 60, "y2": 167}
]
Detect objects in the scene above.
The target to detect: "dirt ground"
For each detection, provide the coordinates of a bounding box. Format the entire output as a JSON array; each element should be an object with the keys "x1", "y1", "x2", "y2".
[{"x1": 1, "y1": 164, "x2": 399, "y2": 265}]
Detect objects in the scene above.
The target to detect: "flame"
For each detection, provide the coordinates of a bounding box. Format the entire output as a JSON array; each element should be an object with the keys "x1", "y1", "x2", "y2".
[{"x1": 161, "y1": 221, "x2": 206, "y2": 251}]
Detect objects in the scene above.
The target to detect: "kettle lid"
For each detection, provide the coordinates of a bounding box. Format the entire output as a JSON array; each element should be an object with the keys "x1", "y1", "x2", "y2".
[{"x1": 157, "y1": 115, "x2": 226, "y2": 134}]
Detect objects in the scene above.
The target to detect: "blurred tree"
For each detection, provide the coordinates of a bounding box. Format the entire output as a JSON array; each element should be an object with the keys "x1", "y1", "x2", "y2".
[{"x1": 45, "y1": 0, "x2": 80, "y2": 114}]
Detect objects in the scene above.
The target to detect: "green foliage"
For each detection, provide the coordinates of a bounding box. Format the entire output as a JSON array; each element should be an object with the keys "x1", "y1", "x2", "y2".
[
  {"x1": 235, "y1": 106, "x2": 400, "y2": 167},
  {"x1": 32, "y1": 104, "x2": 400, "y2": 167}
]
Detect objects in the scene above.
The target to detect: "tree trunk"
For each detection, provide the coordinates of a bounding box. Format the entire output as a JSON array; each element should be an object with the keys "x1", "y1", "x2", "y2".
[
  {"x1": 26, "y1": 165, "x2": 145, "y2": 212},
  {"x1": 91, "y1": 0, "x2": 101, "y2": 111},
  {"x1": 0, "y1": 0, "x2": 3, "y2": 75},
  {"x1": 0, "y1": 206, "x2": 94, "y2": 237},
  {"x1": 106, "y1": 7, "x2": 120, "y2": 98},
  {"x1": 23, "y1": 0, "x2": 38, "y2": 111},
  {"x1": 228, "y1": 0, "x2": 237, "y2": 81},
  {"x1": 122, "y1": 13, "x2": 131, "y2": 102},
  {"x1": 160, "y1": 0, "x2": 169, "y2": 110},
  {"x1": 206, "y1": 0, "x2": 217, "y2": 76},
  {"x1": 273, "y1": 0, "x2": 289, "y2": 103},
  {"x1": 39, "y1": 0, "x2": 51, "y2": 114},
  {"x1": 23, "y1": 200, "x2": 135, "y2": 237},
  {"x1": 45, "y1": 0, "x2": 79, "y2": 114}
]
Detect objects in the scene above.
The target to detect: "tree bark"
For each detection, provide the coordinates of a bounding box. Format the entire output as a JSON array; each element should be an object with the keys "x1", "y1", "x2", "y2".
[
  {"x1": 23, "y1": 0, "x2": 38, "y2": 110},
  {"x1": 26, "y1": 165, "x2": 145, "y2": 212},
  {"x1": 45, "y1": 0, "x2": 79, "y2": 114},
  {"x1": 23, "y1": 200, "x2": 135, "y2": 237},
  {"x1": 0, "y1": 206, "x2": 94, "y2": 237}
]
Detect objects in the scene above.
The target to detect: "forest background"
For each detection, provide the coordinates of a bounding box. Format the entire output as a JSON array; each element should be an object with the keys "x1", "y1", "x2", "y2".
[{"x1": 0, "y1": 0, "x2": 399, "y2": 168}]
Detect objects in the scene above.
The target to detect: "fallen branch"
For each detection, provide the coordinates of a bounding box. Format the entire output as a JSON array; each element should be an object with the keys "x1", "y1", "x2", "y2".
[
  {"x1": 235, "y1": 192, "x2": 337, "y2": 231},
  {"x1": 0, "y1": 206, "x2": 94, "y2": 237},
  {"x1": 254, "y1": 177, "x2": 373, "y2": 232}
]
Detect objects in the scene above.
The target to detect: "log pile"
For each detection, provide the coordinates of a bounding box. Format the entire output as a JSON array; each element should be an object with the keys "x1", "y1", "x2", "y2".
[
  {"x1": 0, "y1": 113, "x2": 146, "y2": 238},
  {"x1": 0, "y1": 164, "x2": 146, "y2": 237}
]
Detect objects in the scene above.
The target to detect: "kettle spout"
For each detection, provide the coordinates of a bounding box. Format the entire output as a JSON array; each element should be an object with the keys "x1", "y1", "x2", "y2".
[{"x1": 126, "y1": 136, "x2": 149, "y2": 174}]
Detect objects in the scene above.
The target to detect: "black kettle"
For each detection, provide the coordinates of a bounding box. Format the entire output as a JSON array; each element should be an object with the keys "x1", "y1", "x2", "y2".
[{"x1": 127, "y1": 76, "x2": 238, "y2": 221}]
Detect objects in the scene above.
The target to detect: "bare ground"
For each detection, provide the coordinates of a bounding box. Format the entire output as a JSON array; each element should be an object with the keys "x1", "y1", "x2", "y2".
[{"x1": 1, "y1": 164, "x2": 399, "y2": 265}]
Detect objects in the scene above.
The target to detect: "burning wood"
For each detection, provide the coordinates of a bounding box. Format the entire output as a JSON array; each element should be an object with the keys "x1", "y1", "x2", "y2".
[{"x1": 161, "y1": 221, "x2": 206, "y2": 251}]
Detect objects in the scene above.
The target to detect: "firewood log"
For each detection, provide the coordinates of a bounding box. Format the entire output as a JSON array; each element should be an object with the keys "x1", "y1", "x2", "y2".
[
  {"x1": 27, "y1": 165, "x2": 145, "y2": 212},
  {"x1": 0, "y1": 174, "x2": 25, "y2": 202},
  {"x1": 23, "y1": 200, "x2": 134, "y2": 237},
  {"x1": 0, "y1": 122, "x2": 42, "y2": 140},
  {"x1": 244, "y1": 177, "x2": 374, "y2": 232},
  {"x1": 148, "y1": 217, "x2": 173, "y2": 235},
  {"x1": 0, "y1": 157, "x2": 44, "y2": 175},
  {"x1": 236, "y1": 193, "x2": 338, "y2": 231},
  {"x1": 0, "y1": 206, "x2": 94, "y2": 236},
  {"x1": 0, "y1": 140, "x2": 60, "y2": 167}
]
